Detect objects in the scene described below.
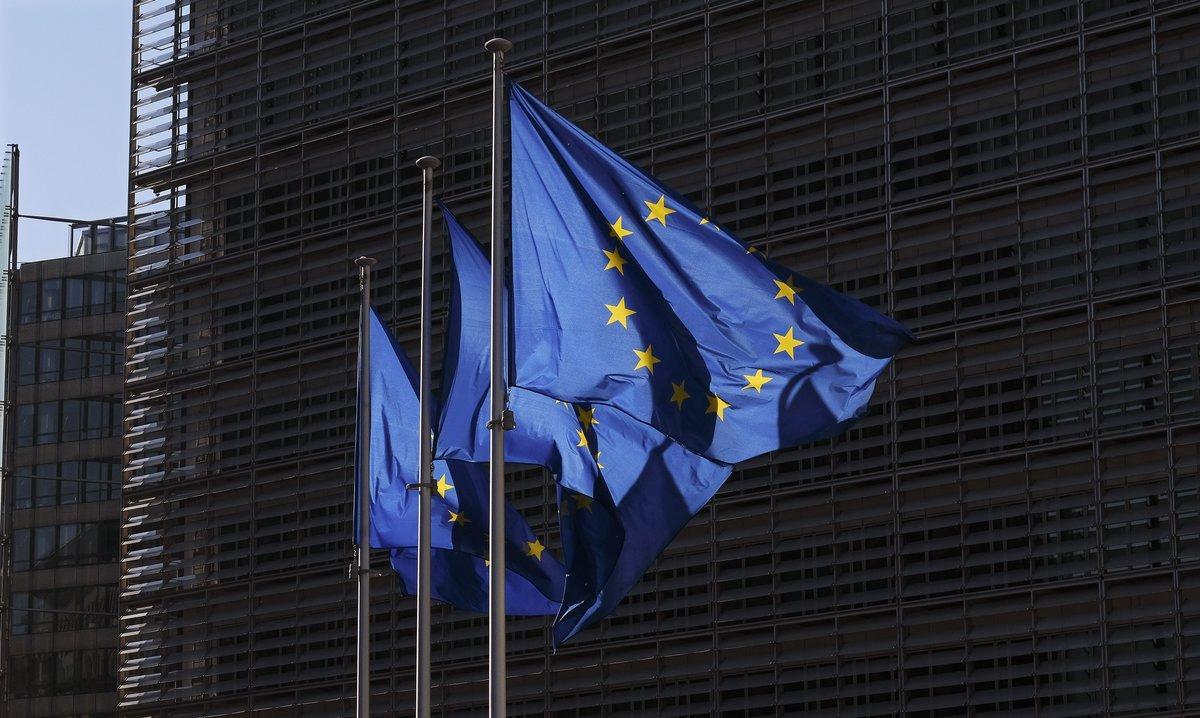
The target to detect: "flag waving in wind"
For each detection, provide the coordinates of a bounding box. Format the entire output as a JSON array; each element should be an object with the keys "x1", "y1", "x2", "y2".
[
  {"x1": 508, "y1": 82, "x2": 910, "y2": 465},
  {"x1": 358, "y1": 308, "x2": 564, "y2": 615},
  {"x1": 437, "y1": 204, "x2": 731, "y2": 644}
]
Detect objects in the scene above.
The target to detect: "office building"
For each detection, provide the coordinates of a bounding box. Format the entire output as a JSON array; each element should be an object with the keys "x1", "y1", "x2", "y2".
[
  {"x1": 125, "y1": 1, "x2": 1200, "y2": 714},
  {"x1": 2, "y1": 214, "x2": 126, "y2": 717}
]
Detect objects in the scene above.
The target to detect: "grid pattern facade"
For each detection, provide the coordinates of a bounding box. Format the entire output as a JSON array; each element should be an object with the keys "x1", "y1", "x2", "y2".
[
  {"x1": 3, "y1": 246, "x2": 126, "y2": 718},
  {"x1": 125, "y1": 1, "x2": 1200, "y2": 715}
]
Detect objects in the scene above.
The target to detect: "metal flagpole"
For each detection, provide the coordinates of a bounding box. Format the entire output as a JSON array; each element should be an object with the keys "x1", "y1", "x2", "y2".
[
  {"x1": 354, "y1": 254, "x2": 377, "y2": 718},
  {"x1": 414, "y1": 155, "x2": 440, "y2": 718},
  {"x1": 484, "y1": 36, "x2": 513, "y2": 718}
]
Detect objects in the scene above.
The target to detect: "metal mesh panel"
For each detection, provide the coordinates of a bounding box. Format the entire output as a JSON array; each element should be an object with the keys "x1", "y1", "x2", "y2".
[{"x1": 125, "y1": 1, "x2": 1200, "y2": 715}]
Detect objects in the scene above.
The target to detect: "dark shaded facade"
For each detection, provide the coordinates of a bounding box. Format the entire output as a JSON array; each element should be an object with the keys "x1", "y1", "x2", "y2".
[
  {"x1": 2, "y1": 222, "x2": 126, "y2": 717},
  {"x1": 125, "y1": 1, "x2": 1200, "y2": 715}
]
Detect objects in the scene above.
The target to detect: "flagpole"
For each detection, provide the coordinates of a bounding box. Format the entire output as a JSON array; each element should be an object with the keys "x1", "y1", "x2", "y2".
[
  {"x1": 414, "y1": 155, "x2": 440, "y2": 718},
  {"x1": 354, "y1": 254, "x2": 377, "y2": 718},
  {"x1": 484, "y1": 36, "x2": 513, "y2": 718}
]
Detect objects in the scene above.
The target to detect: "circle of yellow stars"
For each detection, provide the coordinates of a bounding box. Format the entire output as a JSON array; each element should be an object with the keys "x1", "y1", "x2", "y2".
[{"x1": 594, "y1": 195, "x2": 811, "y2": 424}]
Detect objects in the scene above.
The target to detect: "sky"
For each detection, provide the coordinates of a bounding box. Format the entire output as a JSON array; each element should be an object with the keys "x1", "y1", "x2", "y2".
[{"x1": 0, "y1": 0, "x2": 132, "y2": 264}]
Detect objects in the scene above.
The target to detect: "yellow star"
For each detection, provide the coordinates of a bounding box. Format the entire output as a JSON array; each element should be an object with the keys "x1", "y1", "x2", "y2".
[
  {"x1": 633, "y1": 345, "x2": 661, "y2": 373},
  {"x1": 602, "y1": 247, "x2": 628, "y2": 275},
  {"x1": 435, "y1": 474, "x2": 454, "y2": 498},
  {"x1": 576, "y1": 429, "x2": 589, "y2": 448},
  {"x1": 773, "y1": 327, "x2": 805, "y2": 359},
  {"x1": 670, "y1": 380, "x2": 690, "y2": 409},
  {"x1": 747, "y1": 245, "x2": 761, "y2": 255},
  {"x1": 699, "y1": 217, "x2": 709, "y2": 226},
  {"x1": 572, "y1": 494, "x2": 594, "y2": 511},
  {"x1": 525, "y1": 538, "x2": 546, "y2": 561},
  {"x1": 700, "y1": 217, "x2": 719, "y2": 231},
  {"x1": 609, "y1": 216, "x2": 633, "y2": 240},
  {"x1": 605, "y1": 297, "x2": 637, "y2": 328},
  {"x1": 643, "y1": 195, "x2": 676, "y2": 226},
  {"x1": 706, "y1": 394, "x2": 731, "y2": 421},
  {"x1": 742, "y1": 369, "x2": 772, "y2": 392},
  {"x1": 576, "y1": 406, "x2": 598, "y2": 426},
  {"x1": 593, "y1": 451, "x2": 604, "y2": 470},
  {"x1": 773, "y1": 275, "x2": 800, "y2": 304},
  {"x1": 448, "y1": 510, "x2": 470, "y2": 525}
]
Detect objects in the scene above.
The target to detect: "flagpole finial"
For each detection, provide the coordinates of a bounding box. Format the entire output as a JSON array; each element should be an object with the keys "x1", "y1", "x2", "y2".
[
  {"x1": 355, "y1": 256, "x2": 378, "y2": 269},
  {"x1": 416, "y1": 156, "x2": 441, "y2": 171},
  {"x1": 484, "y1": 37, "x2": 512, "y2": 54}
]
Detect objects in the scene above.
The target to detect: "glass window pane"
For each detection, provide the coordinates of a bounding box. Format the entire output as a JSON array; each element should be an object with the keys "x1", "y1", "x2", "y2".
[
  {"x1": 30, "y1": 591, "x2": 54, "y2": 633},
  {"x1": 14, "y1": 475, "x2": 31, "y2": 510},
  {"x1": 18, "y1": 345, "x2": 36, "y2": 385},
  {"x1": 58, "y1": 588, "x2": 81, "y2": 631},
  {"x1": 80, "y1": 648, "x2": 115, "y2": 693},
  {"x1": 16, "y1": 404, "x2": 35, "y2": 447},
  {"x1": 12, "y1": 528, "x2": 30, "y2": 571},
  {"x1": 35, "y1": 402, "x2": 58, "y2": 445},
  {"x1": 39, "y1": 344, "x2": 61, "y2": 383},
  {"x1": 18, "y1": 281, "x2": 38, "y2": 323},
  {"x1": 59, "y1": 462, "x2": 78, "y2": 504},
  {"x1": 89, "y1": 275, "x2": 107, "y2": 313},
  {"x1": 100, "y1": 521, "x2": 119, "y2": 562},
  {"x1": 57, "y1": 523, "x2": 80, "y2": 566},
  {"x1": 40, "y1": 278, "x2": 61, "y2": 321},
  {"x1": 34, "y1": 476, "x2": 56, "y2": 508},
  {"x1": 56, "y1": 650, "x2": 77, "y2": 694},
  {"x1": 11, "y1": 593, "x2": 29, "y2": 635},
  {"x1": 65, "y1": 277, "x2": 86, "y2": 318},
  {"x1": 18, "y1": 653, "x2": 56, "y2": 697},
  {"x1": 85, "y1": 400, "x2": 102, "y2": 439},
  {"x1": 62, "y1": 339, "x2": 84, "y2": 380},
  {"x1": 84, "y1": 461, "x2": 106, "y2": 502},
  {"x1": 61, "y1": 399, "x2": 82, "y2": 442},
  {"x1": 33, "y1": 525, "x2": 57, "y2": 569}
]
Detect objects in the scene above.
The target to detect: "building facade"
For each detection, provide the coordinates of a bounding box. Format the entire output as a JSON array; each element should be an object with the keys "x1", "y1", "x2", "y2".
[
  {"x1": 2, "y1": 220, "x2": 126, "y2": 717},
  {"x1": 125, "y1": 1, "x2": 1200, "y2": 715}
]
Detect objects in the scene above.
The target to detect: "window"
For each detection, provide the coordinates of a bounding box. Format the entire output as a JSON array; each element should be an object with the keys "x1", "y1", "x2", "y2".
[
  {"x1": 40, "y1": 278, "x2": 62, "y2": 321},
  {"x1": 15, "y1": 403, "x2": 35, "y2": 447},
  {"x1": 13, "y1": 398, "x2": 122, "y2": 446},
  {"x1": 10, "y1": 648, "x2": 116, "y2": 698},
  {"x1": 18, "y1": 281, "x2": 38, "y2": 323},
  {"x1": 64, "y1": 277, "x2": 86, "y2": 318},
  {"x1": 11, "y1": 586, "x2": 117, "y2": 635},
  {"x1": 17, "y1": 334, "x2": 122, "y2": 384},
  {"x1": 11, "y1": 521, "x2": 119, "y2": 572},
  {"x1": 10, "y1": 461, "x2": 118, "y2": 509},
  {"x1": 17, "y1": 273, "x2": 125, "y2": 324}
]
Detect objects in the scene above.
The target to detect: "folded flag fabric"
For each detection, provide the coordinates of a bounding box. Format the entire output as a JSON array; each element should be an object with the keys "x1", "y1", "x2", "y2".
[
  {"x1": 437, "y1": 205, "x2": 731, "y2": 644},
  {"x1": 389, "y1": 458, "x2": 562, "y2": 616},
  {"x1": 358, "y1": 308, "x2": 564, "y2": 614},
  {"x1": 508, "y1": 81, "x2": 911, "y2": 465}
]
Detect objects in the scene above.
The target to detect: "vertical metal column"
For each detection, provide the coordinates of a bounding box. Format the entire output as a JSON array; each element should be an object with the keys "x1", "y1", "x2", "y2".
[
  {"x1": 484, "y1": 36, "x2": 513, "y2": 718},
  {"x1": 354, "y1": 255, "x2": 377, "y2": 718},
  {"x1": 414, "y1": 155, "x2": 440, "y2": 718},
  {"x1": 0, "y1": 144, "x2": 18, "y2": 706}
]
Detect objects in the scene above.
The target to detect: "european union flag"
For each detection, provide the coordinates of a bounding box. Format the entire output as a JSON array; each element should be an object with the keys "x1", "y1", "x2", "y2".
[
  {"x1": 360, "y1": 308, "x2": 564, "y2": 615},
  {"x1": 508, "y1": 82, "x2": 910, "y2": 465},
  {"x1": 437, "y1": 205, "x2": 731, "y2": 644}
]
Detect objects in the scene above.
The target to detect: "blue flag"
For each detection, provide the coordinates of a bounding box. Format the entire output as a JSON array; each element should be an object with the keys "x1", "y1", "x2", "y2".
[
  {"x1": 437, "y1": 205, "x2": 731, "y2": 644},
  {"x1": 508, "y1": 82, "x2": 910, "y2": 465},
  {"x1": 359, "y1": 308, "x2": 564, "y2": 615}
]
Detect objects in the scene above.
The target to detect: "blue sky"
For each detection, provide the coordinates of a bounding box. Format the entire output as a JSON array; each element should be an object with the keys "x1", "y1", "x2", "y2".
[{"x1": 0, "y1": 0, "x2": 131, "y2": 264}]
